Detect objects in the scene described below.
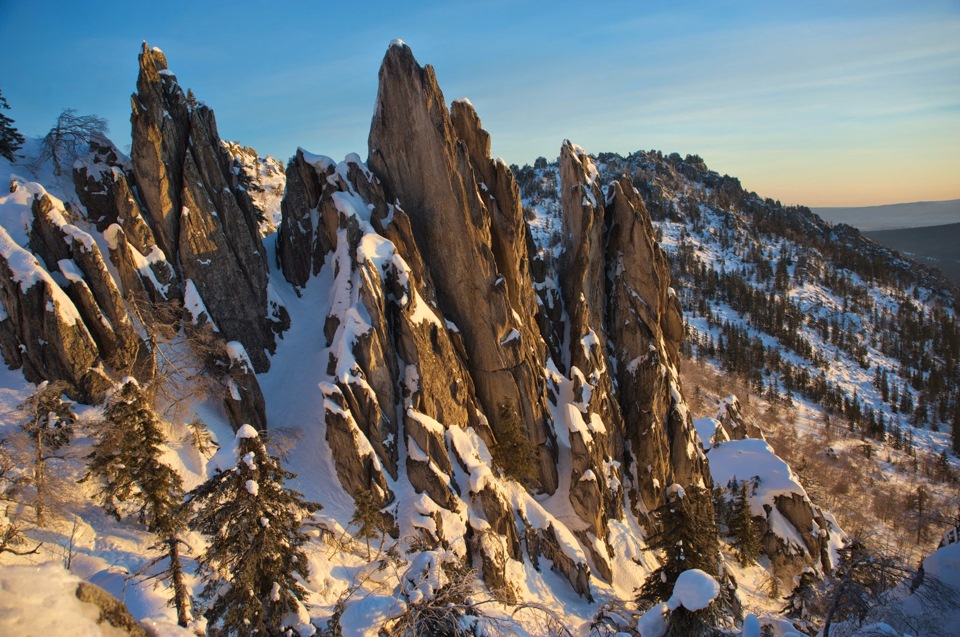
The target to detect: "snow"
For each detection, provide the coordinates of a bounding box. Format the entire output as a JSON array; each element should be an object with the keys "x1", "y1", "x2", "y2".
[
  {"x1": 246, "y1": 479, "x2": 259, "y2": 495},
  {"x1": 707, "y1": 438, "x2": 808, "y2": 516},
  {"x1": 0, "y1": 562, "x2": 192, "y2": 636},
  {"x1": 693, "y1": 417, "x2": 724, "y2": 450},
  {"x1": 182, "y1": 279, "x2": 214, "y2": 326},
  {"x1": 741, "y1": 613, "x2": 761, "y2": 637},
  {"x1": 0, "y1": 562, "x2": 117, "y2": 636},
  {"x1": 666, "y1": 568, "x2": 720, "y2": 612},
  {"x1": 236, "y1": 424, "x2": 259, "y2": 439},
  {"x1": 389, "y1": 38, "x2": 406, "y2": 48}
]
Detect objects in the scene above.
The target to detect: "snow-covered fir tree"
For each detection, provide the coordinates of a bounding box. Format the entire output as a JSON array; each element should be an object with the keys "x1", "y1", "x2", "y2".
[
  {"x1": 85, "y1": 379, "x2": 192, "y2": 626},
  {"x1": 638, "y1": 485, "x2": 723, "y2": 604},
  {"x1": 85, "y1": 379, "x2": 184, "y2": 532},
  {"x1": 782, "y1": 567, "x2": 821, "y2": 633},
  {"x1": 187, "y1": 425, "x2": 321, "y2": 637}
]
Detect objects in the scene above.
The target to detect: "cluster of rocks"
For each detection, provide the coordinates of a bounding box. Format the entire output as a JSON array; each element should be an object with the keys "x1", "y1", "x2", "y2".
[{"x1": 0, "y1": 40, "x2": 834, "y2": 603}]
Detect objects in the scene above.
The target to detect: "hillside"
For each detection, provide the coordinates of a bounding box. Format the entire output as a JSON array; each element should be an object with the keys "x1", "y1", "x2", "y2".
[{"x1": 0, "y1": 42, "x2": 957, "y2": 637}]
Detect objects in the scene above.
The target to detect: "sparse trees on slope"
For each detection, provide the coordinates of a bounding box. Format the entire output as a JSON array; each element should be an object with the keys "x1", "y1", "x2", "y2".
[
  {"x1": 187, "y1": 425, "x2": 321, "y2": 637},
  {"x1": 19, "y1": 381, "x2": 75, "y2": 527},
  {"x1": 0, "y1": 88, "x2": 25, "y2": 162},
  {"x1": 952, "y1": 399, "x2": 960, "y2": 456},
  {"x1": 38, "y1": 108, "x2": 108, "y2": 175}
]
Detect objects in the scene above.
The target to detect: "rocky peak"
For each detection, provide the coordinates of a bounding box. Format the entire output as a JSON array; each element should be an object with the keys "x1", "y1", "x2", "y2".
[
  {"x1": 368, "y1": 42, "x2": 555, "y2": 492},
  {"x1": 129, "y1": 42, "x2": 286, "y2": 373}
]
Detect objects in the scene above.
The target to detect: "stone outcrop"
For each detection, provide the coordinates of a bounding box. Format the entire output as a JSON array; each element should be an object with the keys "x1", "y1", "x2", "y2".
[
  {"x1": 277, "y1": 149, "x2": 337, "y2": 289},
  {"x1": 268, "y1": 41, "x2": 725, "y2": 601},
  {"x1": 603, "y1": 173, "x2": 708, "y2": 512},
  {"x1": 367, "y1": 42, "x2": 555, "y2": 493},
  {"x1": 130, "y1": 42, "x2": 286, "y2": 373},
  {"x1": 0, "y1": 223, "x2": 111, "y2": 402},
  {"x1": 30, "y1": 194, "x2": 149, "y2": 377}
]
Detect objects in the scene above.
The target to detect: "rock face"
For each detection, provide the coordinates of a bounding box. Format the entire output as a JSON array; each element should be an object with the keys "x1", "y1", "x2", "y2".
[
  {"x1": 274, "y1": 42, "x2": 718, "y2": 601},
  {"x1": 130, "y1": 43, "x2": 286, "y2": 373},
  {"x1": 368, "y1": 43, "x2": 554, "y2": 493},
  {"x1": 0, "y1": 221, "x2": 112, "y2": 402},
  {"x1": 30, "y1": 194, "x2": 148, "y2": 377}
]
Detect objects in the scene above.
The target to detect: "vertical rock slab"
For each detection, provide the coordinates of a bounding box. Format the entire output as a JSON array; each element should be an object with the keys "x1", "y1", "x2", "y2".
[
  {"x1": 129, "y1": 43, "x2": 286, "y2": 372},
  {"x1": 29, "y1": 194, "x2": 151, "y2": 379},
  {"x1": 604, "y1": 175, "x2": 708, "y2": 510},
  {"x1": 0, "y1": 225, "x2": 111, "y2": 402},
  {"x1": 130, "y1": 43, "x2": 189, "y2": 264},
  {"x1": 277, "y1": 149, "x2": 336, "y2": 289},
  {"x1": 367, "y1": 42, "x2": 555, "y2": 491}
]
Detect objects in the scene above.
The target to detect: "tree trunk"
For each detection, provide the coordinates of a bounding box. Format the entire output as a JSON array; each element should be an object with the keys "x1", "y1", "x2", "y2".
[
  {"x1": 35, "y1": 431, "x2": 45, "y2": 527},
  {"x1": 169, "y1": 536, "x2": 191, "y2": 627}
]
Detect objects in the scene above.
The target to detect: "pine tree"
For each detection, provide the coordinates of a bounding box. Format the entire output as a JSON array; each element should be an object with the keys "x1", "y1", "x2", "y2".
[
  {"x1": 19, "y1": 381, "x2": 75, "y2": 526},
  {"x1": 730, "y1": 480, "x2": 761, "y2": 566},
  {"x1": 85, "y1": 380, "x2": 183, "y2": 531},
  {"x1": 491, "y1": 401, "x2": 538, "y2": 487},
  {"x1": 0, "y1": 88, "x2": 25, "y2": 162},
  {"x1": 638, "y1": 485, "x2": 722, "y2": 604},
  {"x1": 350, "y1": 488, "x2": 385, "y2": 560},
  {"x1": 782, "y1": 566, "x2": 820, "y2": 629},
  {"x1": 86, "y1": 380, "x2": 191, "y2": 626},
  {"x1": 188, "y1": 425, "x2": 321, "y2": 637}
]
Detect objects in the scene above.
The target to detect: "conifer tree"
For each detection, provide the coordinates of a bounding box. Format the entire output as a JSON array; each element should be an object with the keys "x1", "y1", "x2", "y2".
[
  {"x1": 86, "y1": 380, "x2": 191, "y2": 626},
  {"x1": 187, "y1": 425, "x2": 321, "y2": 637},
  {"x1": 730, "y1": 480, "x2": 761, "y2": 566},
  {"x1": 350, "y1": 488, "x2": 385, "y2": 560},
  {"x1": 0, "y1": 88, "x2": 24, "y2": 162},
  {"x1": 782, "y1": 567, "x2": 820, "y2": 631},
  {"x1": 638, "y1": 485, "x2": 722, "y2": 604},
  {"x1": 20, "y1": 380, "x2": 75, "y2": 526},
  {"x1": 85, "y1": 380, "x2": 183, "y2": 531}
]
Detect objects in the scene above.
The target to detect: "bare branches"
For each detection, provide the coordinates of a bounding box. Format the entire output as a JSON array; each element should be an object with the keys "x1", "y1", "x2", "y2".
[
  {"x1": 38, "y1": 108, "x2": 109, "y2": 175},
  {"x1": 0, "y1": 521, "x2": 42, "y2": 557}
]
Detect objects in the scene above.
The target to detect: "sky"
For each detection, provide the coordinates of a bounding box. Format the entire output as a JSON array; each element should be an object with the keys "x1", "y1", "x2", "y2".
[{"x1": 0, "y1": 0, "x2": 958, "y2": 207}]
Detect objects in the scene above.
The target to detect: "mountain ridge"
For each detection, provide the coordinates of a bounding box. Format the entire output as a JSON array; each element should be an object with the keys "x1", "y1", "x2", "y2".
[{"x1": 0, "y1": 41, "x2": 955, "y2": 637}]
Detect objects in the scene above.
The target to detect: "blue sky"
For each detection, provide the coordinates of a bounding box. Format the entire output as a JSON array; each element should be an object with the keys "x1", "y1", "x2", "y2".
[{"x1": 0, "y1": 0, "x2": 957, "y2": 206}]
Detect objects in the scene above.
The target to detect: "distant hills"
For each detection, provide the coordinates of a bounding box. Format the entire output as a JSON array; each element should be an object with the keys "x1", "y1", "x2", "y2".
[
  {"x1": 813, "y1": 199, "x2": 960, "y2": 285},
  {"x1": 813, "y1": 198, "x2": 960, "y2": 231}
]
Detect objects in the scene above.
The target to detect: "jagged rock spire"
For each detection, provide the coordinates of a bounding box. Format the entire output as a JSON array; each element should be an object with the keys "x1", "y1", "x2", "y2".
[
  {"x1": 129, "y1": 42, "x2": 287, "y2": 373},
  {"x1": 368, "y1": 41, "x2": 556, "y2": 492}
]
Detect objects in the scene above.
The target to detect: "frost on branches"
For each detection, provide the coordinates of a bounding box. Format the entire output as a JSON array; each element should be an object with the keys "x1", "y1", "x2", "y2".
[{"x1": 187, "y1": 425, "x2": 321, "y2": 637}]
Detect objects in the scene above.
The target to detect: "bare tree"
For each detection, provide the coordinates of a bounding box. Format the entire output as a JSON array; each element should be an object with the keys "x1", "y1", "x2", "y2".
[
  {"x1": 38, "y1": 108, "x2": 108, "y2": 175},
  {"x1": 19, "y1": 381, "x2": 75, "y2": 527}
]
